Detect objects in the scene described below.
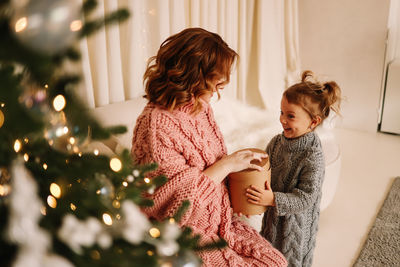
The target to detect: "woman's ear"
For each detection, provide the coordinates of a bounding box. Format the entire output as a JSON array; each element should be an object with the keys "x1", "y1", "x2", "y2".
[{"x1": 310, "y1": 116, "x2": 322, "y2": 130}]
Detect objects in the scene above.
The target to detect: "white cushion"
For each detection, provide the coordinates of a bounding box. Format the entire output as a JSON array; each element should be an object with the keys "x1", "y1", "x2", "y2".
[{"x1": 89, "y1": 97, "x2": 148, "y2": 150}]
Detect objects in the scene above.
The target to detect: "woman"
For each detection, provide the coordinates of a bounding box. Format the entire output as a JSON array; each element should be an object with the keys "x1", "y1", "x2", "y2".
[{"x1": 132, "y1": 28, "x2": 287, "y2": 267}]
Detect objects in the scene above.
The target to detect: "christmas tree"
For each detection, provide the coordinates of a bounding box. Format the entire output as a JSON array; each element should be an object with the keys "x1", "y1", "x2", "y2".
[{"x1": 0, "y1": 1, "x2": 224, "y2": 266}]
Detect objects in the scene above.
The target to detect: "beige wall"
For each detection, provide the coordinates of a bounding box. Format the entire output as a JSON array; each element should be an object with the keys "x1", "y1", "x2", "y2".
[{"x1": 298, "y1": 0, "x2": 390, "y2": 132}]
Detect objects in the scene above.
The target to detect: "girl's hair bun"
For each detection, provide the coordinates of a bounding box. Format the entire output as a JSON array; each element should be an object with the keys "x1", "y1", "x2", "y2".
[{"x1": 301, "y1": 70, "x2": 315, "y2": 83}]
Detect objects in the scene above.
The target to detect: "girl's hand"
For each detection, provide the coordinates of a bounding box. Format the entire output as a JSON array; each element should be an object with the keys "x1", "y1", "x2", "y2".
[{"x1": 246, "y1": 181, "x2": 275, "y2": 206}]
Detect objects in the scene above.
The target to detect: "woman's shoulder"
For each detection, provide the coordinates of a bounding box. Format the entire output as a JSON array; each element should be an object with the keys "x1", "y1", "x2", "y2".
[{"x1": 137, "y1": 103, "x2": 179, "y2": 128}]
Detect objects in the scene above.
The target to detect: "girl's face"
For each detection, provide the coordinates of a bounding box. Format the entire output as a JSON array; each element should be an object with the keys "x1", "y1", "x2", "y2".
[
  {"x1": 280, "y1": 96, "x2": 318, "y2": 139},
  {"x1": 201, "y1": 77, "x2": 228, "y2": 103}
]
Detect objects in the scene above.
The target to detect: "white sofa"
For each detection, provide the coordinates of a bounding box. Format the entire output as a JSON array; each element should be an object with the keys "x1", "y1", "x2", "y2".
[{"x1": 89, "y1": 97, "x2": 341, "y2": 229}]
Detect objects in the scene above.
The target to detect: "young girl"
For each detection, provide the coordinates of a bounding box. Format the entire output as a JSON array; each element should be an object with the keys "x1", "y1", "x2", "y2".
[{"x1": 246, "y1": 70, "x2": 341, "y2": 267}]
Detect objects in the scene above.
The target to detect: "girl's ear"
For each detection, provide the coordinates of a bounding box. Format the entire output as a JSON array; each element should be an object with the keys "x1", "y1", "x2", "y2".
[{"x1": 310, "y1": 116, "x2": 322, "y2": 130}]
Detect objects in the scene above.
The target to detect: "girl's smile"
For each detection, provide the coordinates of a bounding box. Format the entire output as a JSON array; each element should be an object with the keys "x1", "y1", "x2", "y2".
[{"x1": 280, "y1": 96, "x2": 320, "y2": 139}]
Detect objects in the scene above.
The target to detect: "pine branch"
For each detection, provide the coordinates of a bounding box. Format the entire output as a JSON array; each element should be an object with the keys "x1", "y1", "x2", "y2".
[{"x1": 79, "y1": 9, "x2": 130, "y2": 38}]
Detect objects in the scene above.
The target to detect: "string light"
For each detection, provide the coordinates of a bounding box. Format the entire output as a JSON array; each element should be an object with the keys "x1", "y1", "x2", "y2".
[
  {"x1": 133, "y1": 169, "x2": 140, "y2": 177},
  {"x1": 14, "y1": 17, "x2": 27, "y2": 32},
  {"x1": 94, "y1": 149, "x2": 99, "y2": 156},
  {"x1": 0, "y1": 110, "x2": 4, "y2": 128},
  {"x1": 40, "y1": 206, "x2": 47, "y2": 216},
  {"x1": 144, "y1": 177, "x2": 150, "y2": 183},
  {"x1": 50, "y1": 183, "x2": 61, "y2": 198},
  {"x1": 23, "y1": 153, "x2": 29, "y2": 162},
  {"x1": 47, "y1": 195, "x2": 57, "y2": 208},
  {"x1": 149, "y1": 227, "x2": 161, "y2": 238},
  {"x1": 102, "y1": 213, "x2": 113, "y2": 226},
  {"x1": 122, "y1": 181, "x2": 128, "y2": 187},
  {"x1": 110, "y1": 158, "x2": 122, "y2": 172},
  {"x1": 0, "y1": 184, "x2": 11, "y2": 196},
  {"x1": 169, "y1": 218, "x2": 176, "y2": 224},
  {"x1": 147, "y1": 250, "x2": 154, "y2": 256},
  {"x1": 69, "y1": 137, "x2": 75, "y2": 145},
  {"x1": 70, "y1": 203, "x2": 77, "y2": 211},
  {"x1": 112, "y1": 200, "x2": 120, "y2": 209},
  {"x1": 90, "y1": 250, "x2": 101, "y2": 260},
  {"x1": 116, "y1": 214, "x2": 121, "y2": 220},
  {"x1": 53, "y1": 95, "x2": 66, "y2": 111},
  {"x1": 13, "y1": 140, "x2": 21, "y2": 152},
  {"x1": 70, "y1": 19, "x2": 82, "y2": 32},
  {"x1": 43, "y1": 163, "x2": 48, "y2": 170}
]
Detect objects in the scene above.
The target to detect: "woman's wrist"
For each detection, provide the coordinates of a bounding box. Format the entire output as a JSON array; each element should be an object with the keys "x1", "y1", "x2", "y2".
[{"x1": 203, "y1": 157, "x2": 231, "y2": 184}]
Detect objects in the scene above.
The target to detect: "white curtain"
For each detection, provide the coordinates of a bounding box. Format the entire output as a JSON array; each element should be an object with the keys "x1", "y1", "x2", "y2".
[{"x1": 78, "y1": 0, "x2": 300, "y2": 113}]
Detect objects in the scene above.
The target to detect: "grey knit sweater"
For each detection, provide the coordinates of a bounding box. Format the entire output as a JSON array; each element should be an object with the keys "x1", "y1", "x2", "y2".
[{"x1": 261, "y1": 131, "x2": 325, "y2": 267}]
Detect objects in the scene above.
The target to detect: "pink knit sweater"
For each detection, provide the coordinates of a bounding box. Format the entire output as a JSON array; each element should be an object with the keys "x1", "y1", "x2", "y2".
[{"x1": 132, "y1": 101, "x2": 287, "y2": 267}]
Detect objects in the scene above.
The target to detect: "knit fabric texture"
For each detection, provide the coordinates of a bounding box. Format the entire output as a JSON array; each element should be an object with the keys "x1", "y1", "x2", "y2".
[
  {"x1": 132, "y1": 100, "x2": 287, "y2": 267},
  {"x1": 261, "y1": 131, "x2": 325, "y2": 267}
]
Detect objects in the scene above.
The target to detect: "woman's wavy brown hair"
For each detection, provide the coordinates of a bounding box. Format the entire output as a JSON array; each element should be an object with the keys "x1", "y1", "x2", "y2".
[
  {"x1": 284, "y1": 70, "x2": 342, "y2": 121},
  {"x1": 143, "y1": 28, "x2": 238, "y2": 113}
]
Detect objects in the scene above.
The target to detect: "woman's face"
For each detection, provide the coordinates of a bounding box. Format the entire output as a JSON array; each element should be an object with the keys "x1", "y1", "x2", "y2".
[
  {"x1": 201, "y1": 77, "x2": 228, "y2": 103},
  {"x1": 279, "y1": 96, "x2": 314, "y2": 139}
]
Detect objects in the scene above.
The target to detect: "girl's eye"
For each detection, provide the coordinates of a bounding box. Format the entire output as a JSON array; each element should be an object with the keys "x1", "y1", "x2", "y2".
[{"x1": 288, "y1": 114, "x2": 295, "y2": 119}]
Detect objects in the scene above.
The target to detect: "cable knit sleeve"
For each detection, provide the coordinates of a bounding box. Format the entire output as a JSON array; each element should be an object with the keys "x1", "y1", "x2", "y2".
[
  {"x1": 132, "y1": 107, "x2": 219, "y2": 225},
  {"x1": 274, "y1": 149, "x2": 325, "y2": 216}
]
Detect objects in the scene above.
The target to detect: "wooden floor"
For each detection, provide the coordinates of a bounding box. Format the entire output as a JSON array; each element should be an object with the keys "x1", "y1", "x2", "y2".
[{"x1": 313, "y1": 128, "x2": 400, "y2": 267}]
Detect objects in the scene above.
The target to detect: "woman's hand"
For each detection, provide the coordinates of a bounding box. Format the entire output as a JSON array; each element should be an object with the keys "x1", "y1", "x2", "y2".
[
  {"x1": 224, "y1": 149, "x2": 268, "y2": 173},
  {"x1": 246, "y1": 181, "x2": 275, "y2": 207},
  {"x1": 204, "y1": 149, "x2": 268, "y2": 184}
]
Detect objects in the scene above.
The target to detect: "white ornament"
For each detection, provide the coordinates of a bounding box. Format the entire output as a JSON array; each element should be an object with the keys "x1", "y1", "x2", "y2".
[
  {"x1": 7, "y1": 158, "x2": 72, "y2": 267},
  {"x1": 58, "y1": 214, "x2": 109, "y2": 254},
  {"x1": 120, "y1": 200, "x2": 150, "y2": 244},
  {"x1": 156, "y1": 240, "x2": 179, "y2": 257},
  {"x1": 163, "y1": 222, "x2": 181, "y2": 241},
  {"x1": 132, "y1": 169, "x2": 140, "y2": 177},
  {"x1": 10, "y1": 0, "x2": 82, "y2": 54}
]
